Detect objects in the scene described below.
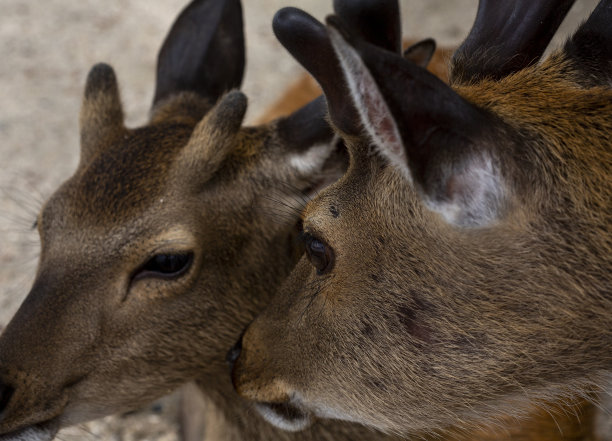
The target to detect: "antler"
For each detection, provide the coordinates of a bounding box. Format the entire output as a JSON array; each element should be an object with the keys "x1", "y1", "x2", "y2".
[
  {"x1": 153, "y1": 0, "x2": 245, "y2": 105},
  {"x1": 273, "y1": 8, "x2": 361, "y2": 135},
  {"x1": 564, "y1": 0, "x2": 612, "y2": 86},
  {"x1": 273, "y1": 1, "x2": 404, "y2": 137},
  {"x1": 451, "y1": 0, "x2": 575, "y2": 84},
  {"x1": 332, "y1": 0, "x2": 402, "y2": 53}
]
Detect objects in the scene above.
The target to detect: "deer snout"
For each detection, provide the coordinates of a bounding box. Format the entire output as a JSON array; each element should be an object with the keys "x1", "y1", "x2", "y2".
[
  {"x1": 229, "y1": 327, "x2": 290, "y2": 403},
  {"x1": 229, "y1": 328, "x2": 314, "y2": 431}
]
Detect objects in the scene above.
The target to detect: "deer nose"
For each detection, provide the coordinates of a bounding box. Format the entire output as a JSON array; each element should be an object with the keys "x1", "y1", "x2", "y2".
[
  {"x1": 0, "y1": 380, "x2": 15, "y2": 417},
  {"x1": 226, "y1": 333, "x2": 243, "y2": 370}
]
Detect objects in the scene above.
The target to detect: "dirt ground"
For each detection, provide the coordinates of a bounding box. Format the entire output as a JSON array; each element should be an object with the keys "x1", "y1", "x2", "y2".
[{"x1": 0, "y1": 0, "x2": 607, "y2": 440}]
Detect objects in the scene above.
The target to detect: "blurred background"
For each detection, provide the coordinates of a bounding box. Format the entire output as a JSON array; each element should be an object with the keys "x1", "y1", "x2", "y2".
[{"x1": 0, "y1": 0, "x2": 602, "y2": 439}]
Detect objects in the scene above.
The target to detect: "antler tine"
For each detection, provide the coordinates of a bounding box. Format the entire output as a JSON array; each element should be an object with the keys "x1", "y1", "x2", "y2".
[
  {"x1": 273, "y1": 8, "x2": 361, "y2": 135},
  {"x1": 332, "y1": 0, "x2": 402, "y2": 53},
  {"x1": 451, "y1": 0, "x2": 576, "y2": 84},
  {"x1": 564, "y1": 0, "x2": 612, "y2": 85},
  {"x1": 153, "y1": 0, "x2": 245, "y2": 105}
]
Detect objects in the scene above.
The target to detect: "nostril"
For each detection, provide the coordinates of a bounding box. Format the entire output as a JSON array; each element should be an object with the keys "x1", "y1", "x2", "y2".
[
  {"x1": 0, "y1": 381, "x2": 15, "y2": 415},
  {"x1": 226, "y1": 335, "x2": 243, "y2": 369}
]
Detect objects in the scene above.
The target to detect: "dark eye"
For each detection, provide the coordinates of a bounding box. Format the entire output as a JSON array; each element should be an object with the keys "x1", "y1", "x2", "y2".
[
  {"x1": 304, "y1": 235, "x2": 334, "y2": 275},
  {"x1": 134, "y1": 252, "x2": 193, "y2": 281}
]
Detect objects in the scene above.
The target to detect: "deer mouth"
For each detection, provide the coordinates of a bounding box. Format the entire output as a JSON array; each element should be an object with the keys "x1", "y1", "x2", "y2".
[
  {"x1": 0, "y1": 418, "x2": 60, "y2": 441},
  {"x1": 254, "y1": 400, "x2": 313, "y2": 432}
]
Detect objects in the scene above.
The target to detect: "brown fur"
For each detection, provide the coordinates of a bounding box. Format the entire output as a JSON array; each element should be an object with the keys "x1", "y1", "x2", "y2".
[
  {"x1": 0, "y1": 2, "x2": 446, "y2": 441},
  {"x1": 232, "y1": 4, "x2": 612, "y2": 439}
]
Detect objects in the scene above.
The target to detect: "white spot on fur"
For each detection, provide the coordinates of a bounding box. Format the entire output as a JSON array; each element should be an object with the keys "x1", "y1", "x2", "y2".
[
  {"x1": 328, "y1": 27, "x2": 411, "y2": 181},
  {"x1": 254, "y1": 402, "x2": 312, "y2": 432},
  {"x1": 289, "y1": 142, "x2": 334, "y2": 175},
  {"x1": 426, "y1": 153, "x2": 505, "y2": 227}
]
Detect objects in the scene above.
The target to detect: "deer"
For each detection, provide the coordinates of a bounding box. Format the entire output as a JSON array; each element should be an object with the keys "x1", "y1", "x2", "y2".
[
  {"x1": 0, "y1": 0, "x2": 600, "y2": 439},
  {"x1": 0, "y1": 1, "x2": 460, "y2": 441},
  {"x1": 230, "y1": 0, "x2": 612, "y2": 438}
]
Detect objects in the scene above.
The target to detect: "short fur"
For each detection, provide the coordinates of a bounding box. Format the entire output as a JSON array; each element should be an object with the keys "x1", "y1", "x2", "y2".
[
  {"x1": 0, "y1": 1, "x2": 454, "y2": 441},
  {"x1": 232, "y1": 0, "x2": 612, "y2": 437}
]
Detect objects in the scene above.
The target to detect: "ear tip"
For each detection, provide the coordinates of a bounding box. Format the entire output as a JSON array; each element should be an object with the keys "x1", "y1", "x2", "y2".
[
  {"x1": 224, "y1": 89, "x2": 248, "y2": 108},
  {"x1": 85, "y1": 63, "x2": 118, "y2": 98},
  {"x1": 273, "y1": 7, "x2": 321, "y2": 43},
  {"x1": 421, "y1": 38, "x2": 436, "y2": 48},
  {"x1": 214, "y1": 89, "x2": 248, "y2": 125},
  {"x1": 272, "y1": 7, "x2": 300, "y2": 35},
  {"x1": 273, "y1": 7, "x2": 305, "y2": 28}
]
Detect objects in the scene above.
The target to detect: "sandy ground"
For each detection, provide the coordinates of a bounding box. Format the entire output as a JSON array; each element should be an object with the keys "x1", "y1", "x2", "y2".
[{"x1": 0, "y1": 0, "x2": 606, "y2": 440}]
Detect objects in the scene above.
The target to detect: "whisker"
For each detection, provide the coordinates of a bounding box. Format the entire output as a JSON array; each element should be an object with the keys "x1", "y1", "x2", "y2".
[
  {"x1": 262, "y1": 195, "x2": 304, "y2": 216},
  {"x1": 76, "y1": 424, "x2": 101, "y2": 440}
]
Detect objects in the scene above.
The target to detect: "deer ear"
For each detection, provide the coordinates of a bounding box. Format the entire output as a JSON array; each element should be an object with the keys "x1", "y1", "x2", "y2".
[
  {"x1": 152, "y1": 0, "x2": 245, "y2": 106},
  {"x1": 564, "y1": 0, "x2": 612, "y2": 86},
  {"x1": 451, "y1": 0, "x2": 574, "y2": 84},
  {"x1": 328, "y1": 21, "x2": 505, "y2": 227},
  {"x1": 276, "y1": 96, "x2": 333, "y2": 153},
  {"x1": 275, "y1": 95, "x2": 337, "y2": 179},
  {"x1": 403, "y1": 38, "x2": 436, "y2": 68},
  {"x1": 79, "y1": 63, "x2": 125, "y2": 166}
]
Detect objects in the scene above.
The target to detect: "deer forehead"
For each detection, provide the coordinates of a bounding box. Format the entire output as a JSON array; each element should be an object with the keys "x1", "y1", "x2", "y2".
[{"x1": 68, "y1": 123, "x2": 195, "y2": 224}]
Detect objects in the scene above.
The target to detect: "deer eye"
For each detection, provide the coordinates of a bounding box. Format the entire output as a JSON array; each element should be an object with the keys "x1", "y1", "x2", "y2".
[
  {"x1": 134, "y1": 252, "x2": 194, "y2": 281},
  {"x1": 303, "y1": 234, "x2": 334, "y2": 275}
]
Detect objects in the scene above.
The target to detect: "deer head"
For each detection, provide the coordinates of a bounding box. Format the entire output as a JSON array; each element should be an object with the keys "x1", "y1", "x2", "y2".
[
  {"x1": 0, "y1": 0, "x2": 339, "y2": 439},
  {"x1": 231, "y1": 0, "x2": 612, "y2": 435}
]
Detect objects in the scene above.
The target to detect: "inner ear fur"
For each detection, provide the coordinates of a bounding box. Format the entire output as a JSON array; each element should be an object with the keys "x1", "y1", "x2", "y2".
[{"x1": 328, "y1": 19, "x2": 508, "y2": 227}]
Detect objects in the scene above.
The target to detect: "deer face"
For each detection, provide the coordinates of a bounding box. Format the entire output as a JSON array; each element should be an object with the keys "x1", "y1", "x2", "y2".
[
  {"x1": 232, "y1": 0, "x2": 612, "y2": 434},
  {"x1": 0, "y1": 0, "x2": 337, "y2": 439}
]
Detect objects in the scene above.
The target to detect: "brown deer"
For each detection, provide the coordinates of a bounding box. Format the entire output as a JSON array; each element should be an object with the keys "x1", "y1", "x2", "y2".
[
  {"x1": 0, "y1": 1, "x2": 448, "y2": 441},
  {"x1": 0, "y1": 0, "x2": 338, "y2": 438},
  {"x1": 0, "y1": 0, "x2": 601, "y2": 439},
  {"x1": 231, "y1": 0, "x2": 612, "y2": 438}
]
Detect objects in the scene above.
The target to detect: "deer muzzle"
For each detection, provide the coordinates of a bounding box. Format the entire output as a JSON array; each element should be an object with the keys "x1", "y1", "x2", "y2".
[{"x1": 229, "y1": 328, "x2": 314, "y2": 431}]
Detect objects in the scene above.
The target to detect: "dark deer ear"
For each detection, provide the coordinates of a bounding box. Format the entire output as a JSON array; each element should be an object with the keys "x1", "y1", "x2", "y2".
[
  {"x1": 403, "y1": 38, "x2": 436, "y2": 68},
  {"x1": 274, "y1": 95, "x2": 338, "y2": 183},
  {"x1": 79, "y1": 63, "x2": 125, "y2": 166},
  {"x1": 273, "y1": 8, "x2": 360, "y2": 136},
  {"x1": 328, "y1": 20, "x2": 505, "y2": 227},
  {"x1": 451, "y1": 0, "x2": 575, "y2": 84},
  {"x1": 276, "y1": 96, "x2": 334, "y2": 152},
  {"x1": 564, "y1": 0, "x2": 612, "y2": 86},
  {"x1": 332, "y1": 0, "x2": 401, "y2": 53},
  {"x1": 153, "y1": 0, "x2": 245, "y2": 106}
]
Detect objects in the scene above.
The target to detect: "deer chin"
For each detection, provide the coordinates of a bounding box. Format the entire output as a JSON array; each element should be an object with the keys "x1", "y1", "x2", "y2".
[
  {"x1": 254, "y1": 400, "x2": 313, "y2": 432},
  {"x1": 0, "y1": 419, "x2": 60, "y2": 441}
]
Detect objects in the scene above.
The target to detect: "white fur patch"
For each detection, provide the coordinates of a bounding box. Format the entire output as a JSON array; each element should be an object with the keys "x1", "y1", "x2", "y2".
[
  {"x1": 328, "y1": 27, "x2": 411, "y2": 181},
  {"x1": 288, "y1": 142, "x2": 335, "y2": 175},
  {"x1": 425, "y1": 153, "x2": 505, "y2": 227},
  {"x1": 254, "y1": 402, "x2": 312, "y2": 432}
]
